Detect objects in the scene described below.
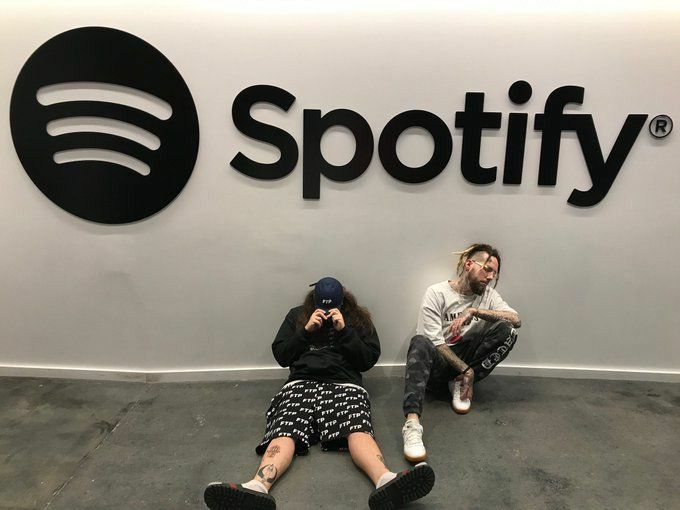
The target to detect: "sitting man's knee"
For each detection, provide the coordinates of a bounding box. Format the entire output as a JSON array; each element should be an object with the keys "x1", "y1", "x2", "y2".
[
  {"x1": 347, "y1": 431, "x2": 373, "y2": 442},
  {"x1": 500, "y1": 322, "x2": 518, "y2": 351},
  {"x1": 409, "y1": 335, "x2": 431, "y2": 350},
  {"x1": 491, "y1": 320, "x2": 516, "y2": 338}
]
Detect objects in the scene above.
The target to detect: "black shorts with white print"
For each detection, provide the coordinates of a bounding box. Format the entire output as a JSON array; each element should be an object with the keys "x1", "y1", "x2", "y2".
[{"x1": 255, "y1": 380, "x2": 374, "y2": 455}]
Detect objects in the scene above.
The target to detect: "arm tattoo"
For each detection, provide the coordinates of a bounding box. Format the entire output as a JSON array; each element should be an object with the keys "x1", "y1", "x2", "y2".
[
  {"x1": 256, "y1": 464, "x2": 278, "y2": 484},
  {"x1": 474, "y1": 309, "x2": 521, "y2": 328},
  {"x1": 436, "y1": 344, "x2": 468, "y2": 372},
  {"x1": 377, "y1": 454, "x2": 386, "y2": 467},
  {"x1": 266, "y1": 445, "x2": 281, "y2": 458}
]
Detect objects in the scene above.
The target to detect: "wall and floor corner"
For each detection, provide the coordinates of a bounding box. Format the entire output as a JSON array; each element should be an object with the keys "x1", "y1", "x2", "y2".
[{"x1": 1, "y1": 1, "x2": 679, "y2": 384}]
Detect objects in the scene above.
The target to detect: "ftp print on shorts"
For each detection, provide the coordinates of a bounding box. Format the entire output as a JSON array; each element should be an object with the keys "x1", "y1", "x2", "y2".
[{"x1": 256, "y1": 380, "x2": 374, "y2": 454}]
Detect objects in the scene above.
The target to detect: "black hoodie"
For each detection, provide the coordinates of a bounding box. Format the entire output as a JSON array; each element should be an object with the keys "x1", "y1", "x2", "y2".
[{"x1": 272, "y1": 306, "x2": 381, "y2": 387}]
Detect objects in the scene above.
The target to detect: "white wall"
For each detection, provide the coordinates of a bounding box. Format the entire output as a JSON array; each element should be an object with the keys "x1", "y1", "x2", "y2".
[{"x1": 1, "y1": 1, "x2": 678, "y2": 380}]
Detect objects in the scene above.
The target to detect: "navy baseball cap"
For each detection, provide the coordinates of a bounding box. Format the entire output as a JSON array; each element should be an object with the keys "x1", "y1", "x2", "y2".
[{"x1": 311, "y1": 277, "x2": 344, "y2": 310}]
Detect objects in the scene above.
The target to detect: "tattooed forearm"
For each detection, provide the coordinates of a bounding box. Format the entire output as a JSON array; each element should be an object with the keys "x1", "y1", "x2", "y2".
[
  {"x1": 472, "y1": 308, "x2": 521, "y2": 328},
  {"x1": 377, "y1": 454, "x2": 386, "y2": 467},
  {"x1": 266, "y1": 445, "x2": 281, "y2": 458},
  {"x1": 256, "y1": 464, "x2": 278, "y2": 484},
  {"x1": 436, "y1": 344, "x2": 468, "y2": 372}
]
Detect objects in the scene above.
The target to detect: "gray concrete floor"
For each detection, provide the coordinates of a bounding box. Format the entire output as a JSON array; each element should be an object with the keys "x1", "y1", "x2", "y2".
[{"x1": 1, "y1": 375, "x2": 679, "y2": 510}]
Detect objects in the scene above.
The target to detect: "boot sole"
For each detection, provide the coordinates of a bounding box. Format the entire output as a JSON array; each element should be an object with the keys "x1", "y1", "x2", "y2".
[
  {"x1": 368, "y1": 463, "x2": 435, "y2": 510},
  {"x1": 204, "y1": 483, "x2": 276, "y2": 510}
]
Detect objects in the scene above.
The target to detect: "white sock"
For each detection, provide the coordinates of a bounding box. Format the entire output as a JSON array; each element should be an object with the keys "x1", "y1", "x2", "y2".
[
  {"x1": 376, "y1": 471, "x2": 397, "y2": 489},
  {"x1": 241, "y1": 479, "x2": 268, "y2": 494}
]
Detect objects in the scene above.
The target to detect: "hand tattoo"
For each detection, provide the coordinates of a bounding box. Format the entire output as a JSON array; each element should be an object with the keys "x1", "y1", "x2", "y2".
[{"x1": 257, "y1": 464, "x2": 278, "y2": 484}]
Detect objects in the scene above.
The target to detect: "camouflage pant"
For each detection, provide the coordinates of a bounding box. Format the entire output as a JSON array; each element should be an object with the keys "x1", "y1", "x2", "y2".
[{"x1": 402, "y1": 321, "x2": 518, "y2": 416}]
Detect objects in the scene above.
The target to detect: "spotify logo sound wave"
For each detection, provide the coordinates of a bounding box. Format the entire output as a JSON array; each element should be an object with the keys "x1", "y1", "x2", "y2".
[{"x1": 10, "y1": 27, "x2": 199, "y2": 224}]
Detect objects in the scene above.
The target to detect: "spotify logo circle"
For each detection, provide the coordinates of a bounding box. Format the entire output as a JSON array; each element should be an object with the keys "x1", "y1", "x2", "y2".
[{"x1": 10, "y1": 27, "x2": 199, "y2": 224}]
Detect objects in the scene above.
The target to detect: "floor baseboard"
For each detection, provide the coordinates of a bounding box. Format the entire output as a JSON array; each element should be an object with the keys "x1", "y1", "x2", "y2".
[{"x1": 1, "y1": 363, "x2": 678, "y2": 383}]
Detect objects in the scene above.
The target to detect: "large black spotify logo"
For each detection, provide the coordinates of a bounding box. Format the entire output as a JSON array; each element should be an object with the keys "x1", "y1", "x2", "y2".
[{"x1": 10, "y1": 27, "x2": 199, "y2": 224}]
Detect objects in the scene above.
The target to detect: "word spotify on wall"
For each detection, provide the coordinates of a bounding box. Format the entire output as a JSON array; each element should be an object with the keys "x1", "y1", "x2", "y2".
[
  {"x1": 10, "y1": 27, "x2": 672, "y2": 224},
  {"x1": 231, "y1": 83, "x2": 664, "y2": 207}
]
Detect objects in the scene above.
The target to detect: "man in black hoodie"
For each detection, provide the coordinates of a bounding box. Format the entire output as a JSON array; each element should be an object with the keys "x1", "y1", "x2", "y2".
[{"x1": 204, "y1": 277, "x2": 435, "y2": 510}]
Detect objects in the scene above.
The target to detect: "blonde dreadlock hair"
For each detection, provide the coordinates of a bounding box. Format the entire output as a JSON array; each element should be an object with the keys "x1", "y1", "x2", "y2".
[{"x1": 453, "y1": 243, "x2": 502, "y2": 288}]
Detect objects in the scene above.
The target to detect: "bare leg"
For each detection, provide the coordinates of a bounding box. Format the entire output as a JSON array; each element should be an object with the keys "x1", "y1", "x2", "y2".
[
  {"x1": 204, "y1": 439, "x2": 294, "y2": 509},
  {"x1": 252, "y1": 436, "x2": 296, "y2": 491},
  {"x1": 347, "y1": 432, "x2": 390, "y2": 486}
]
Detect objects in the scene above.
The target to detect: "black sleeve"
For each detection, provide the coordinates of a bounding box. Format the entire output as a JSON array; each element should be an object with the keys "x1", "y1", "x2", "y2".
[
  {"x1": 334, "y1": 325, "x2": 381, "y2": 372},
  {"x1": 271, "y1": 308, "x2": 310, "y2": 367}
]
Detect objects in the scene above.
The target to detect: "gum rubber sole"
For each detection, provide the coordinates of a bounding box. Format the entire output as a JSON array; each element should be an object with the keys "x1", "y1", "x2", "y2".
[
  {"x1": 204, "y1": 483, "x2": 276, "y2": 510},
  {"x1": 368, "y1": 463, "x2": 435, "y2": 510},
  {"x1": 452, "y1": 399, "x2": 471, "y2": 414}
]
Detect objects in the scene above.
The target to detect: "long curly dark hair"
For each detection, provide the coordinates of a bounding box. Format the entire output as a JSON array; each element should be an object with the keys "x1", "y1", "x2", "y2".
[{"x1": 296, "y1": 288, "x2": 374, "y2": 336}]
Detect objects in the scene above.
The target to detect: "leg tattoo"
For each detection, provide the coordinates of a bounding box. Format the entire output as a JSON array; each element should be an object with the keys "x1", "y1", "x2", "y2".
[
  {"x1": 256, "y1": 464, "x2": 278, "y2": 484},
  {"x1": 266, "y1": 445, "x2": 281, "y2": 458},
  {"x1": 377, "y1": 454, "x2": 387, "y2": 467}
]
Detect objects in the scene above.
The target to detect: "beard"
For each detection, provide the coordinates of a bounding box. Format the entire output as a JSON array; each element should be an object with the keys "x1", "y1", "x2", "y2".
[{"x1": 470, "y1": 279, "x2": 487, "y2": 295}]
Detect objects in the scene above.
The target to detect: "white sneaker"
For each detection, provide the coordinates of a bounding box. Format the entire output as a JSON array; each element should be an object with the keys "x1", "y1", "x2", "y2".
[
  {"x1": 402, "y1": 420, "x2": 427, "y2": 462},
  {"x1": 451, "y1": 377, "x2": 471, "y2": 414}
]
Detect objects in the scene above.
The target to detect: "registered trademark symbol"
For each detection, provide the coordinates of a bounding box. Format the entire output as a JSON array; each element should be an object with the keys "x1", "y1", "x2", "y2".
[{"x1": 649, "y1": 115, "x2": 672, "y2": 139}]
